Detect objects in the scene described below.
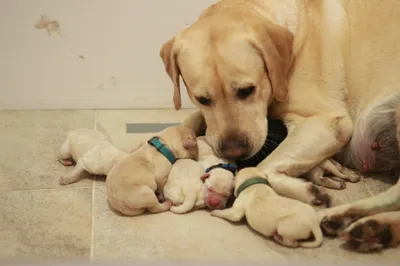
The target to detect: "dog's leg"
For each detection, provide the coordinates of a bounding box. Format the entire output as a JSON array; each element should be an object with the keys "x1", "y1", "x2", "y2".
[
  {"x1": 170, "y1": 189, "x2": 197, "y2": 214},
  {"x1": 148, "y1": 201, "x2": 173, "y2": 213},
  {"x1": 339, "y1": 211, "x2": 400, "y2": 252},
  {"x1": 59, "y1": 160, "x2": 86, "y2": 185},
  {"x1": 113, "y1": 184, "x2": 172, "y2": 216},
  {"x1": 258, "y1": 114, "x2": 353, "y2": 206},
  {"x1": 320, "y1": 178, "x2": 400, "y2": 236},
  {"x1": 274, "y1": 215, "x2": 322, "y2": 248},
  {"x1": 210, "y1": 200, "x2": 245, "y2": 222},
  {"x1": 304, "y1": 159, "x2": 361, "y2": 190},
  {"x1": 321, "y1": 106, "x2": 400, "y2": 235}
]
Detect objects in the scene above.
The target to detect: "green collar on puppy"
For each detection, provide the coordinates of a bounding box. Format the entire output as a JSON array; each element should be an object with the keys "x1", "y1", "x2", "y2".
[
  {"x1": 147, "y1": 136, "x2": 177, "y2": 164},
  {"x1": 236, "y1": 177, "x2": 271, "y2": 197}
]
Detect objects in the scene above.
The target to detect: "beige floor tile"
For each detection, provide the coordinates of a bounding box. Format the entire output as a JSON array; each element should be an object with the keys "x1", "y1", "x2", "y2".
[
  {"x1": 0, "y1": 188, "x2": 92, "y2": 260},
  {"x1": 314, "y1": 179, "x2": 372, "y2": 210},
  {"x1": 0, "y1": 110, "x2": 95, "y2": 190},
  {"x1": 92, "y1": 182, "x2": 285, "y2": 262},
  {"x1": 362, "y1": 173, "x2": 397, "y2": 195},
  {"x1": 96, "y1": 109, "x2": 196, "y2": 152}
]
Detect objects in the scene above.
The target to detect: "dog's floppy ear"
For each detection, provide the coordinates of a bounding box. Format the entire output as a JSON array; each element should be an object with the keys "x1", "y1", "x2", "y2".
[
  {"x1": 160, "y1": 36, "x2": 182, "y2": 110},
  {"x1": 251, "y1": 21, "x2": 294, "y2": 102}
]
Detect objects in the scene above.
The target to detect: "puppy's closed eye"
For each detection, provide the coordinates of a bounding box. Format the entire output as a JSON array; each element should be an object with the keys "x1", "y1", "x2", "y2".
[{"x1": 237, "y1": 86, "x2": 255, "y2": 100}]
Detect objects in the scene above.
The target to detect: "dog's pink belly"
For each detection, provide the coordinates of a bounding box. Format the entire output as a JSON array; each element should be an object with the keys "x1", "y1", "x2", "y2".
[{"x1": 338, "y1": 102, "x2": 400, "y2": 174}]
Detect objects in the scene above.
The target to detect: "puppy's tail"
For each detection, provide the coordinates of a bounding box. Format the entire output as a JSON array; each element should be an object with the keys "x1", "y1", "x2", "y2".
[
  {"x1": 299, "y1": 225, "x2": 323, "y2": 248},
  {"x1": 170, "y1": 190, "x2": 197, "y2": 214}
]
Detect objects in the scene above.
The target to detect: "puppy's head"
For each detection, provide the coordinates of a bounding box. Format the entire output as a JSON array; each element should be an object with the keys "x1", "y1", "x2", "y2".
[
  {"x1": 159, "y1": 125, "x2": 198, "y2": 160},
  {"x1": 233, "y1": 167, "x2": 267, "y2": 197},
  {"x1": 160, "y1": 8, "x2": 293, "y2": 160},
  {"x1": 200, "y1": 168, "x2": 235, "y2": 210}
]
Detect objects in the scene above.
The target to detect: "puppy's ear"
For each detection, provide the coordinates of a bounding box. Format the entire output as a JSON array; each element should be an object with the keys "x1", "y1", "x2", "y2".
[
  {"x1": 200, "y1": 173, "x2": 210, "y2": 182},
  {"x1": 160, "y1": 36, "x2": 182, "y2": 110},
  {"x1": 251, "y1": 21, "x2": 294, "y2": 102}
]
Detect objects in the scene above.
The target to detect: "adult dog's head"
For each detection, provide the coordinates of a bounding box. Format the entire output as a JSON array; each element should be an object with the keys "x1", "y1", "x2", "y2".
[{"x1": 160, "y1": 1, "x2": 294, "y2": 160}]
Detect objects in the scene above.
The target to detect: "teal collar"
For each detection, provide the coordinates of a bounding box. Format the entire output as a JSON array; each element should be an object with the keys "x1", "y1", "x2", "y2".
[
  {"x1": 205, "y1": 163, "x2": 237, "y2": 175},
  {"x1": 236, "y1": 177, "x2": 271, "y2": 197},
  {"x1": 147, "y1": 136, "x2": 177, "y2": 164}
]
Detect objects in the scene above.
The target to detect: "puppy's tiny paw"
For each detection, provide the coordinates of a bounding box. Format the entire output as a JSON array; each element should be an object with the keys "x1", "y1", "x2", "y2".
[
  {"x1": 59, "y1": 159, "x2": 74, "y2": 166},
  {"x1": 342, "y1": 168, "x2": 362, "y2": 183},
  {"x1": 320, "y1": 214, "x2": 358, "y2": 236}
]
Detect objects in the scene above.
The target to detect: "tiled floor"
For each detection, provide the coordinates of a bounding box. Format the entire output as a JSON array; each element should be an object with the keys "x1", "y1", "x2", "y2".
[{"x1": 0, "y1": 109, "x2": 399, "y2": 263}]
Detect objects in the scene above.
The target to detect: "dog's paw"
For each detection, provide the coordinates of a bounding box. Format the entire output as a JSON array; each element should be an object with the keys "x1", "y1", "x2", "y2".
[
  {"x1": 340, "y1": 219, "x2": 393, "y2": 252},
  {"x1": 320, "y1": 213, "x2": 360, "y2": 236},
  {"x1": 309, "y1": 185, "x2": 331, "y2": 207},
  {"x1": 335, "y1": 164, "x2": 361, "y2": 183}
]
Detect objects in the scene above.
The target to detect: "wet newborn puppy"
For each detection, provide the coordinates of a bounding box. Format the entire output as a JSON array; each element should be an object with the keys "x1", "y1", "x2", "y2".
[
  {"x1": 58, "y1": 129, "x2": 128, "y2": 185},
  {"x1": 211, "y1": 167, "x2": 323, "y2": 248},
  {"x1": 163, "y1": 136, "x2": 236, "y2": 214},
  {"x1": 106, "y1": 125, "x2": 198, "y2": 216}
]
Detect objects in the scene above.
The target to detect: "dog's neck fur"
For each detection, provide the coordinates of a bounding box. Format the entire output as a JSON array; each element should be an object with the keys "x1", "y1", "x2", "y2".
[{"x1": 139, "y1": 144, "x2": 176, "y2": 187}]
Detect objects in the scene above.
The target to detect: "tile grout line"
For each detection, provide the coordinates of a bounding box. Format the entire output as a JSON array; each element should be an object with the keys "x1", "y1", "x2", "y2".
[{"x1": 90, "y1": 111, "x2": 97, "y2": 261}]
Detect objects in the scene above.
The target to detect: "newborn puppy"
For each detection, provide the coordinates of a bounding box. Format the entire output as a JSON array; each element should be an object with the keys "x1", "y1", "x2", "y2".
[
  {"x1": 106, "y1": 125, "x2": 198, "y2": 216},
  {"x1": 163, "y1": 136, "x2": 236, "y2": 214},
  {"x1": 163, "y1": 159, "x2": 206, "y2": 213},
  {"x1": 211, "y1": 167, "x2": 323, "y2": 248},
  {"x1": 197, "y1": 136, "x2": 236, "y2": 209},
  {"x1": 58, "y1": 129, "x2": 128, "y2": 185}
]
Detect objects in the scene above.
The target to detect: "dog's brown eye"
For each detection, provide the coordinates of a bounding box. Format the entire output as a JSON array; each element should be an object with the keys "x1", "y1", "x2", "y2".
[
  {"x1": 237, "y1": 86, "x2": 255, "y2": 100},
  {"x1": 196, "y1": 96, "x2": 212, "y2": 106}
]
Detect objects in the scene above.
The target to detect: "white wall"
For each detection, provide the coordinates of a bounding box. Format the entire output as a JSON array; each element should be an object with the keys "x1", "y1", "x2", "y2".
[{"x1": 0, "y1": 0, "x2": 217, "y2": 109}]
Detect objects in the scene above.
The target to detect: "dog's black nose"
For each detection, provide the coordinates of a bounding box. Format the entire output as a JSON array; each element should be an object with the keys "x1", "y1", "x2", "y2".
[{"x1": 219, "y1": 135, "x2": 249, "y2": 159}]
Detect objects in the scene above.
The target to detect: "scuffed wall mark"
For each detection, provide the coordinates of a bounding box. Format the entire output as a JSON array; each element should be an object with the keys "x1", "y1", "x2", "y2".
[
  {"x1": 96, "y1": 84, "x2": 105, "y2": 91},
  {"x1": 111, "y1": 77, "x2": 117, "y2": 86},
  {"x1": 34, "y1": 14, "x2": 85, "y2": 61},
  {"x1": 34, "y1": 14, "x2": 60, "y2": 36}
]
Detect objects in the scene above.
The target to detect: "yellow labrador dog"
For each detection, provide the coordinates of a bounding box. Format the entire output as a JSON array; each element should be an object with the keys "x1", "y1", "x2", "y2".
[
  {"x1": 211, "y1": 167, "x2": 323, "y2": 248},
  {"x1": 159, "y1": 0, "x2": 400, "y2": 252}
]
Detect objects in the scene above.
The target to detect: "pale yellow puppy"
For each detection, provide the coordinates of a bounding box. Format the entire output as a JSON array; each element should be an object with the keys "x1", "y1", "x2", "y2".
[
  {"x1": 163, "y1": 136, "x2": 236, "y2": 214},
  {"x1": 211, "y1": 167, "x2": 323, "y2": 248},
  {"x1": 106, "y1": 125, "x2": 198, "y2": 216},
  {"x1": 58, "y1": 129, "x2": 128, "y2": 185}
]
